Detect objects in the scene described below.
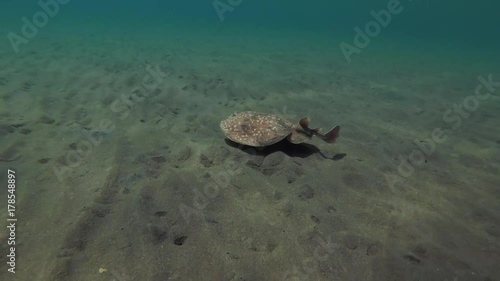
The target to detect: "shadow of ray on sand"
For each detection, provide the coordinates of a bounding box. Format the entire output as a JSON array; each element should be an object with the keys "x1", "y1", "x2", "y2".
[{"x1": 224, "y1": 139, "x2": 347, "y2": 161}]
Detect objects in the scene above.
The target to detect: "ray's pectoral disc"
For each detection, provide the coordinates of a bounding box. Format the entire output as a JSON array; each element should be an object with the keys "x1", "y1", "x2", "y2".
[{"x1": 220, "y1": 111, "x2": 340, "y2": 147}]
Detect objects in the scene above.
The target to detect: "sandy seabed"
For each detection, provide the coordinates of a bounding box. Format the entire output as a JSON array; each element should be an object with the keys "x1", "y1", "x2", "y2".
[{"x1": 0, "y1": 25, "x2": 499, "y2": 281}]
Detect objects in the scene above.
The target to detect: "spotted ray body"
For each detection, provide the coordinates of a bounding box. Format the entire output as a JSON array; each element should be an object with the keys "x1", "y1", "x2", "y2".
[{"x1": 220, "y1": 111, "x2": 340, "y2": 147}]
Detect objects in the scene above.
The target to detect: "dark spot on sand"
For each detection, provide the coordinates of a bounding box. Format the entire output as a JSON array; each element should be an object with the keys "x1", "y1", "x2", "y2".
[
  {"x1": 403, "y1": 254, "x2": 421, "y2": 264},
  {"x1": 327, "y1": 205, "x2": 337, "y2": 213},
  {"x1": 199, "y1": 146, "x2": 230, "y2": 168},
  {"x1": 151, "y1": 155, "x2": 167, "y2": 164},
  {"x1": 0, "y1": 124, "x2": 14, "y2": 136},
  {"x1": 19, "y1": 128, "x2": 32, "y2": 134},
  {"x1": 88, "y1": 205, "x2": 111, "y2": 218},
  {"x1": 246, "y1": 155, "x2": 264, "y2": 170},
  {"x1": 176, "y1": 147, "x2": 192, "y2": 163},
  {"x1": 310, "y1": 215, "x2": 320, "y2": 224},
  {"x1": 298, "y1": 184, "x2": 314, "y2": 200},
  {"x1": 200, "y1": 154, "x2": 214, "y2": 167},
  {"x1": 332, "y1": 153, "x2": 347, "y2": 161},
  {"x1": 149, "y1": 225, "x2": 167, "y2": 244},
  {"x1": 173, "y1": 235, "x2": 187, "y2": 246},
  {"x1": 154, "y1": 211, "x2": 167, "y2": 217},
  {"x1": 38, "y1": 158, "x2": 51, "y2": 164}
]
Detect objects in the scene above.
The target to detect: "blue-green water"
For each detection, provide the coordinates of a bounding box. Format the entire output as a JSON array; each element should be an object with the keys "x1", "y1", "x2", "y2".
[
  {"x1": 2, "y1": 0, "x2": 500, "y2": 50},
  {"x1": 0, "y1": 1, "x2": 499, "y2": 281}
]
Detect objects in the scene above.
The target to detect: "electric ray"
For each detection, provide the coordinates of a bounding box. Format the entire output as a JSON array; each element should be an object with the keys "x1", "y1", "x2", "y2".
[{"x1": 220, "y1": 111, "x2": 340, "y2": 147}]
